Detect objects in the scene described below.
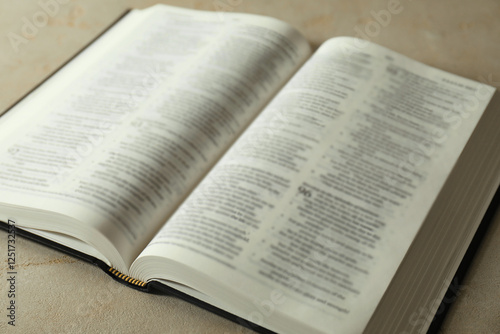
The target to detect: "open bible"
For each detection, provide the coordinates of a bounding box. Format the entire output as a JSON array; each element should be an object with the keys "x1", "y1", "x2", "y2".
[{"x1": 0, "y1": 4, "x2": 499, "y2": 334}]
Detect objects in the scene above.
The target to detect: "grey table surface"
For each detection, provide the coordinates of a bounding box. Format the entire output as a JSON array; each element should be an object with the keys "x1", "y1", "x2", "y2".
[{"x1": 0, "y1": 0, "x2": 499, "y2": 333}]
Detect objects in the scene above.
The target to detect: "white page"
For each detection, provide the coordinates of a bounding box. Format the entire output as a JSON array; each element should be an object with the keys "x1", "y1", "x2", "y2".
[
  {"x1": 0, "y1": 5, "x2": 311, "y2": 272},
  {"x1": 134, "y1": 37, "x2": 495, "y2": 334}
]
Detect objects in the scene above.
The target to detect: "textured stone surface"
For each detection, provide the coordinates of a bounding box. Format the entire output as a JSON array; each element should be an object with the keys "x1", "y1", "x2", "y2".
[{"x1": 0, "y1": 0, "x2": 499, "y2": 333}]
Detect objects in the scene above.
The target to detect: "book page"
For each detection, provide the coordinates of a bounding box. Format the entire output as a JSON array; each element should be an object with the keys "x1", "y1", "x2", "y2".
[
  {"x1": 0, "y1": 5, "x2": 310, "y2": 272},
  {"x1": 133, "y1": 37, "x2": 495, "y2": 333}
]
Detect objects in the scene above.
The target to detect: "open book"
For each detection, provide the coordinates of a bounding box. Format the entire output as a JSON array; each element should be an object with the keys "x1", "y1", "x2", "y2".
[{"x1": 1, "y1": 4, "x2": 499, "y2": 334}]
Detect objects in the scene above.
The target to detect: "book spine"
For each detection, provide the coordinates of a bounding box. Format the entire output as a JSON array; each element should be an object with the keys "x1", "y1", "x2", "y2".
[{"x1": 107, "y1": 268, "x2": 147, "y2": 288}]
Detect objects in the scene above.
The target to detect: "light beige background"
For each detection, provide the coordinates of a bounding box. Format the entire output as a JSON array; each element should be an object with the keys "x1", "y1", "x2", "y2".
[{"x1": 0, "y1": 0, "x2": 499, "y2": 333}]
